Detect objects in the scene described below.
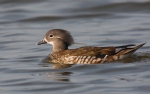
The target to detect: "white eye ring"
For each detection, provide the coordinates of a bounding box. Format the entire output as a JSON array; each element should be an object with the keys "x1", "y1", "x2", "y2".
[{"x1": 49, "y1": 34, "x2": 53, "y2": 38}]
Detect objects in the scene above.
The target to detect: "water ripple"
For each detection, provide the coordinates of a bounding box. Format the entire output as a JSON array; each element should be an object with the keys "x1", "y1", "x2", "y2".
[{"x1": 0, "y1": 0, "x2": 150, "y2": 94}]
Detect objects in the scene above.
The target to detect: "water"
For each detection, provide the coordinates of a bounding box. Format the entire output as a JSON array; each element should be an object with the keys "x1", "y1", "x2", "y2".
[{"x1": 0, "y1": 0, "x2": 150, "y2": 94}]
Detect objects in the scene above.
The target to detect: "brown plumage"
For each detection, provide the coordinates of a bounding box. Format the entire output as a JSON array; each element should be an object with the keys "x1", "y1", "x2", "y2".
[{"x1": 37, "y1": 29, "x2": 146, "y2": 64}]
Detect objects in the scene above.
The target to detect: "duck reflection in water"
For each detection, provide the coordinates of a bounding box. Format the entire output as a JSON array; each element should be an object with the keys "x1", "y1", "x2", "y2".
[
  {"x1": 47, "y1": 69, "x2": 72, "y2": 82},
  {"x1": 42, "y1": 60, "x2": 73, "y2": 82},
  {"x1": 53, "y1": 63, "x2": 73, "y2": 69}
]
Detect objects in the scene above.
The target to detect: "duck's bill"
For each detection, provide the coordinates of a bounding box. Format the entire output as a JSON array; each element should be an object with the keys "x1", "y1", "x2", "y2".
[{"x1": 37, "y1": 38, "x2": 47, "y2": 45}]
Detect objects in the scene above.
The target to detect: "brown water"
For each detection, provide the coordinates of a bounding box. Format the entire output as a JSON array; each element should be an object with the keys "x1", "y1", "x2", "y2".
[{"x1": 0, "y1": 0, "x2": 150, "y2": 94}]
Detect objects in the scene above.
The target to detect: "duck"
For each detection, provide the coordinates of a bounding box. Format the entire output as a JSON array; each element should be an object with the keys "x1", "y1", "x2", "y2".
[{"x1": 37, "y1": 29, "x2": 146, "y2": 64}]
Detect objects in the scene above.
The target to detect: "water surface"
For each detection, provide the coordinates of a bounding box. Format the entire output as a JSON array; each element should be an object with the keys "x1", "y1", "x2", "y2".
[{"x1": 0, "y1": 0, "x2": 150, "y2": 94}]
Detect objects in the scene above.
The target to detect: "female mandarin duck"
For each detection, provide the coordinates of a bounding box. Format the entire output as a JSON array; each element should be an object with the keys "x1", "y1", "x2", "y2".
[{"x1": 37, "y1": 29, "x2": 146, "y2": 64}]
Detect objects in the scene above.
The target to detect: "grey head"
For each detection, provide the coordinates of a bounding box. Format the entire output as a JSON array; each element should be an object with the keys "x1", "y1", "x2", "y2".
[{"x1": 37, "y1": 29, "x2": 74, "y2": 53}]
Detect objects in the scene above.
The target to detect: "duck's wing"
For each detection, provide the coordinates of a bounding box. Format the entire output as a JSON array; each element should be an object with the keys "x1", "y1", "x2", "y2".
[{"x1": 66, "y1": 46, "x2": 116, "y2": 56}]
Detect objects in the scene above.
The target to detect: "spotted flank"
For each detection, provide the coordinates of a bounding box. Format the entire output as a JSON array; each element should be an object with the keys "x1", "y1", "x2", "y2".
[{"x1": 63, "y1": 55, "x2": 104, "y2": 64}]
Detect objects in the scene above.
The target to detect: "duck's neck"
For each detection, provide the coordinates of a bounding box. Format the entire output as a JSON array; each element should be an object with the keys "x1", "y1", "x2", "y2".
[{"x1": 52, "y1": 40, "x2": 68, "y2": 53}]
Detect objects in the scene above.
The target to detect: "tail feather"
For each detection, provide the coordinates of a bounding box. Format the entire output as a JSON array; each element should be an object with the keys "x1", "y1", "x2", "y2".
[
  {"x1": 132, "y1": 42, "x2": 146, "y2": 50},
  {"x1": 115, "y1": 44, "x2": 135, "y2": 48},
  {"x1": 113, "y1": 43, "x2": 146, "y2": 60}
]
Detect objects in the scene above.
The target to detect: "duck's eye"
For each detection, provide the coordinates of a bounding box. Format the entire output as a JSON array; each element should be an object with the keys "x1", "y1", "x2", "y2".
[{"x1": 49, "y1": 34, "x2": 53, "y2": 37}]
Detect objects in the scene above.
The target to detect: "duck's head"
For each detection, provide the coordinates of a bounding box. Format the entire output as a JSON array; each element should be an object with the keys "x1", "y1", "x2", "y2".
[{"x1": 37, "y1": 29, "x2": 74, "y2": 52}]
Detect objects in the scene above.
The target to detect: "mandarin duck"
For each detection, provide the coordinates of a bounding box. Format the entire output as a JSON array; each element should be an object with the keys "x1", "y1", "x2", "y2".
[{"x1": 37, "y1": 29, "x2": 146, "y2": 64}]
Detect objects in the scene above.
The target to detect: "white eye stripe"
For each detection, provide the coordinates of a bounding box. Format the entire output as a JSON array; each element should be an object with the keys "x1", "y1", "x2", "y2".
[{"x1": 49, "y1": 34, "x2": 61, "y2": 39}]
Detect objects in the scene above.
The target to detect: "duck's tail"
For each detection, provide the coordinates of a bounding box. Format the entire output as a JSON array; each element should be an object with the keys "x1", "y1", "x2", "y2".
[{"x1": 113, "y1": 43, "x2": 146, "y2": 60}]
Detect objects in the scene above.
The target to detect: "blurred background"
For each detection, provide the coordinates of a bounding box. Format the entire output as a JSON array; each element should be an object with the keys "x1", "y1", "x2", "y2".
[{"x1": 0, "y1": 0, "x2": 150, "y2": 94}]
